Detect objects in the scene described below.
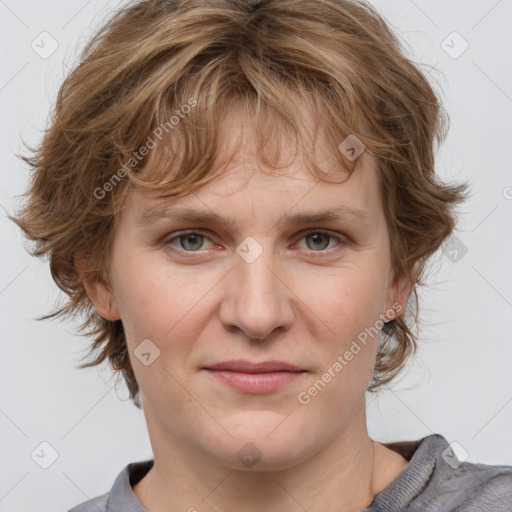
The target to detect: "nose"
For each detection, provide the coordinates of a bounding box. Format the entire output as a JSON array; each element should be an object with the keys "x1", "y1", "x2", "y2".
[{"x1": 218, "y1": 244, "x2": 295, "y2": 340}]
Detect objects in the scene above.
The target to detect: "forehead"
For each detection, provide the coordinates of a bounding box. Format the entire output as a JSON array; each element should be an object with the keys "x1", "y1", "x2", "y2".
[
  {"x1": 122, "y1": 104, "x2": 382, "y2": 226},
  {"x1": 123, "y1": 167, "x2": 382, "y2": 241}
]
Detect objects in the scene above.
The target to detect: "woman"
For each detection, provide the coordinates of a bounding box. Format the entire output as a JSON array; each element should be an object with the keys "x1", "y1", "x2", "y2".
[{"x1": 12, "y1": 0, "x2": 512, "y2": 510}]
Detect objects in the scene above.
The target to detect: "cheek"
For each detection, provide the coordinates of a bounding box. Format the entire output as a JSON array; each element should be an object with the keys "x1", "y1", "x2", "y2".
[
  {"x1": 292, "y1": 264, "x2": 387, "y2": 398},
  {"x1": 111, "y1": 251, "x2": 219, "y2": 351},
  {"x1": 298, "y1": 272, "x2": 385, "y2": 412},
  {"x1": 296, "y1": 264, "x2": 389, "y2": 343},
  {"x1": 111, "y1": 257, "x2": 212, "y2": 406}
]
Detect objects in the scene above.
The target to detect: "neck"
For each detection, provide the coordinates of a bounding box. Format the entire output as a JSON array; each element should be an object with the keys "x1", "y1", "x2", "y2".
[{"x1": 133, "y1": 409, "x2": 384, "y2": 512}]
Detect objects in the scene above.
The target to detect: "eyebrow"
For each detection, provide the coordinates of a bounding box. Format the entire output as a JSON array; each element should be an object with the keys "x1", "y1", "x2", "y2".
[{"x1": 136, "y1": 204, "x2": 371, "y2": 229}]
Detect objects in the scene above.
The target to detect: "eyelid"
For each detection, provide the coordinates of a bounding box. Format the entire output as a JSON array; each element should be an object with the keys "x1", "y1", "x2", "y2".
[
  {"x1": 295, "y1": 229, "x2": 345, "y2": 249},
  {"x1": 162, "y1": 229, "x2": 216, "y2": 254},
  {"x1": 163, "y1": 228, "x2": 345, "y2": 254},
  {"x1": 162, "y1": 229, "x2": 217, "y2": 250}
]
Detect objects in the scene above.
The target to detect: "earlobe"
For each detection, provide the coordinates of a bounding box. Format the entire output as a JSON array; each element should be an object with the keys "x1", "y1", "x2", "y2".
[
  {"x1": 384, "y1": 271, "x2": 413, "y2": 322},
  {"x1": 74, "y1": 255, "x2": 120, "y2": 321}
]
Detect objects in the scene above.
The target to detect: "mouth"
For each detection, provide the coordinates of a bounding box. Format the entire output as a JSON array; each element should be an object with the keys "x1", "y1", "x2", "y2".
[{"x1": 202, "y1": 359, "x2": 307, "y2": 393}]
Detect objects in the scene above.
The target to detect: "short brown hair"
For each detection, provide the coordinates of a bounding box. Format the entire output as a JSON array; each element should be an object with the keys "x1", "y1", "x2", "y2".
[{"x1": 11, "y1": 0, "x2": 469, "y2": 408}]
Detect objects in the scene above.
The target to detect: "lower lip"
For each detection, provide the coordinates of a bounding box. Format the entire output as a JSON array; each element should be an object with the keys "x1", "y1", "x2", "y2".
[{"x1": 204, "y1": 370, "x2": 305, "y2": 393}]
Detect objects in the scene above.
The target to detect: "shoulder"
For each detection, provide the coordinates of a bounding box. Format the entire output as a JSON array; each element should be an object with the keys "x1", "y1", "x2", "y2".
[
  {"x1": 414, "y1": 434, "x2": 512, "y2": 511},
  {"x1": 435, "y1": 457, "x2": 512, "y2": 511},
  {"x1": 65, "y1": 459, "x2": 153, "y2": 512},
  {"x1": 67, "y1": 492, "x2": 109, "y2": 512},
  {"x1": 369, "y1": 433, "x2": 512, "y2": 511}
]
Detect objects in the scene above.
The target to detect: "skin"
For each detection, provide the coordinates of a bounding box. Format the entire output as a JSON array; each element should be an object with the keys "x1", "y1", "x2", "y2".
[{"x1": 80, "y1": 107, "x2": 412, "y2": 512}]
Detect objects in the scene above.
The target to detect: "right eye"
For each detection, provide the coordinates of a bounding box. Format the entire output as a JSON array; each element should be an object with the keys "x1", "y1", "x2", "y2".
[{"x1": 163, "y1": 230, "x2": 215, "y2": 252}]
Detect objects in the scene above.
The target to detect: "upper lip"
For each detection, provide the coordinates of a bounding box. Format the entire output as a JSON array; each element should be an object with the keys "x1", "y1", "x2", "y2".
[{"x1": 204, "y1": 359, "x2": 304, "y2": 373}]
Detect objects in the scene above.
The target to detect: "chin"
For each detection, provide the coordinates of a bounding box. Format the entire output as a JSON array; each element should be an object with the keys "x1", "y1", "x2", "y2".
[
  {"x1": 219, "y1": 445, "x2": 307, "y2": 473},
  {"x1": 204, "y1": 425, "x2": 311, "y2": 472}
]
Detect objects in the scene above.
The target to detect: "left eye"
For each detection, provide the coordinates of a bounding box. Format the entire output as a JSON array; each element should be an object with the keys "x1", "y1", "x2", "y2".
[
  {"x1": 169, "y1": 232, "x2": 212, "y2": 251},
  {"x1": 299, "y1": 231, "x2": 341, "y2": 251},
  {"x1": 164, "y1": 230, "x2": 343, "y2": 253}
]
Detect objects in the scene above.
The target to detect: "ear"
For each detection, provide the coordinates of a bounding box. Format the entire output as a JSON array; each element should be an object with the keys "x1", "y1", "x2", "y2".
[
  {"x1": 383, "y1": 268, "x2": 414, "y2": 322},
  {"x1": 74, "y1": 255, "x2": 121, "y2": 321}
]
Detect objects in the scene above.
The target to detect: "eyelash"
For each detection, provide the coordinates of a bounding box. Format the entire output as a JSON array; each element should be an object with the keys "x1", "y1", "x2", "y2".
[{"x1": 162, "y1": 229, "x2": 345, "y2": 256}]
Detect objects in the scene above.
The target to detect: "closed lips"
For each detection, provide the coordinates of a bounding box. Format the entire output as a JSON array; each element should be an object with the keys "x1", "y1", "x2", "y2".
[{"x1": 204, "y1": 360, "x2": 305, "y2": 373}]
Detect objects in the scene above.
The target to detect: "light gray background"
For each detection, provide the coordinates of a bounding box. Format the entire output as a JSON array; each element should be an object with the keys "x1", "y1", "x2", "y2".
[{"x1": 1, "y1": 1, "x2": 511, "y2": 511}]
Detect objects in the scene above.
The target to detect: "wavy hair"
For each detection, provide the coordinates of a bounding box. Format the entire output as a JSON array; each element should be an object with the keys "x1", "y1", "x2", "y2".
[{"x1": 11, "y1": 0, "x2": 469, "y2": 408}]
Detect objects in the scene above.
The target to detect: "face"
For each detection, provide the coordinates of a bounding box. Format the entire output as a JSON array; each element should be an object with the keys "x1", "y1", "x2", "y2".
[{"x1": 84, "y1": 108, "x2": 410, "y2": 472}]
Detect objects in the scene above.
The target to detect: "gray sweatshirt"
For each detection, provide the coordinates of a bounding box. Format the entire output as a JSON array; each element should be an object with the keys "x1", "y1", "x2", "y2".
[{"x1": 68, "y1": 433, "x2": 512, "y2": 511}]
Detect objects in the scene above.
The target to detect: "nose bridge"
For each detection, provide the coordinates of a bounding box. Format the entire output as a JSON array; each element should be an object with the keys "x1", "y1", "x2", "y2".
[
  {"x1": 220, "y1": 237, "x2": 293, "y2": 339},
  {"x1": 239, "y1": 245, "x2": 279, "y2": 303}
]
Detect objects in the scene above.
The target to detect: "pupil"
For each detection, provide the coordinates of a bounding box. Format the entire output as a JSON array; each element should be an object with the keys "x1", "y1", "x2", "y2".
[
  {"x1": 309, "y1": 233, "x2": 329, "y2": 250},
  {"x1": 179, "y1": 233, "x2": 329, "y2": 251},
  {"x1": 182, "y1": 234, "x2": 202, "y2": 250}
]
